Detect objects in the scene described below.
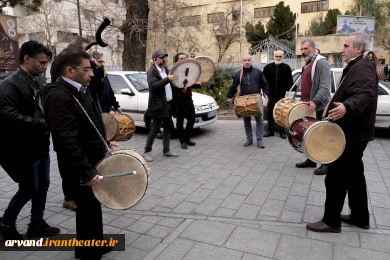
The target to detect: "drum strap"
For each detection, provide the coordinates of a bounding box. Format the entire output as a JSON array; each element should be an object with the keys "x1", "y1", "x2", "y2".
[
  {"x1": 70, "y1": 93, "x2": 113, "y2": 155},
  {"x1": 237, "y1": 69, "x2": 244, "y2": 95}
]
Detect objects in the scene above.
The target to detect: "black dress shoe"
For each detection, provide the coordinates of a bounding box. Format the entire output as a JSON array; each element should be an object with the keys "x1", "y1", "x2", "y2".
[
  {"x1": 280, "y1": 133, "x2": 287, "y2": 139},
  {"x1": 26, "y1": 220, "x2": 60, "y2": 238},
  {"x1": 181, "y1": 143, "x2": 188, "y2": 149},
  {"x1": 314, "y1": 165, "x2": 328, "y2": 175},
  {"x1": 186, "y1": 140, "x2": 196, "y2": 146},
  {"x1": 264, "y1": 131, "x2": 274, "y2": 137},
  {"x1": 296, "y1": 159, "x2": 316, "y2": 168},
  {"x1": 340, "y1": 214, "x2": 370, "y2": 229},
  {"x1": 306, "y1": 221, "x2": 341, "y2": 233}
]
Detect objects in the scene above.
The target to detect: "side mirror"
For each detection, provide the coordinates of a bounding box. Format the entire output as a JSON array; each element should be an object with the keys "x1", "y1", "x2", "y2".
[{"x1": 121, "y1": 88, "x2": 135, "y2": 96}]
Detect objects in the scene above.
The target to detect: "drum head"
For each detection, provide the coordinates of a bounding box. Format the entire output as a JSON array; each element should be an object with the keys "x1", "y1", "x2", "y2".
[
  {"x1": 194, "y1": 56, "x2": 215, "y2": 85},
  {"x1": 93, "y1": 150, "x2": 149, "y2": 210},
  {"x1": 288, "y1": 103, "x2": 317, "y2": 126},
  {"x1": 170, "y1": 59, "x2": 201, "y2": 88},
  {"x1": 102, "y1": 113, "x2": 118, "y2": 141},
  {"x1": 303, "y1": 121, "x2": 345, "y2": 164}
]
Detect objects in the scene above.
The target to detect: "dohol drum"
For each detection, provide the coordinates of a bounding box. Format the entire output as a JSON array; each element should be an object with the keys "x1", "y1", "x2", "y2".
[
  {"x1": 234, "y1": 94, "x2": 262, "y2": 118},
  {"x1": 288, "y1": 117, "x2": 346, "y2": 164},
  {"x1": 102, "y1": 113, "x2": 135, "y2": 141},
  {"x1": 273, "y1": 98, "x2": 316, "y2": 128},
  {"x1": 93, "y1": 149, "x2": 150, "y2": 210}
]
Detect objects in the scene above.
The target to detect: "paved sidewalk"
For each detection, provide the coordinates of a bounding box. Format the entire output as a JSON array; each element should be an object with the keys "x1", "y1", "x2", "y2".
[{"x1": 0, "y1": 120, "x2": 390, "y2": 260}]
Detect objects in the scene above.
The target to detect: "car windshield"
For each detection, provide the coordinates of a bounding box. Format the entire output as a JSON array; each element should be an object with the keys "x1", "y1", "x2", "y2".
[{"x1": 125, "y1": 73, "x2": 148, "y2": 91}]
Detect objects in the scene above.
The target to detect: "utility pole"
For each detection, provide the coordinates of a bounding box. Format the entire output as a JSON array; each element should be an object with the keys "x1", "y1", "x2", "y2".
[
  {"x1": 239, "y1": 0, "x2": 243, "y2": 55},
  {"x1": 77, "y1": 0, "x2": 82, "y2": 36}
]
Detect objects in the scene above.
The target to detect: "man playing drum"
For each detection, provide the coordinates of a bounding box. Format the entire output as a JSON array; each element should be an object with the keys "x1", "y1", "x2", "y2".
[
  {"x1": 227, "y1": 54, "x2": 269, "y2": 148},
  {"x1": 44, "y1": 48, "x2": 117, "y2": 260},
  {"x1": 263, "y1": 50, "x2": 293, "y2": 139},
  {"x1": 295, "y1": 39, "x2": 331, "y2": 175},
  {"x1": 306, "y1": 32, "x2": 380, "y2": 233},
  {"x1": 144, "y1": 50, "x2": 179, "y2": 162}
]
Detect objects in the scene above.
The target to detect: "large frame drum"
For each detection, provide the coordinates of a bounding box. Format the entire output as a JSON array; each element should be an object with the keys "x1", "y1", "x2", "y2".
[
  {"x1": 273, "y1": 98, "x2": 316, "y2": 128},
  {"x1": 93, "y1": 149, "x2": 150, "y2": 210},
  {"x1": 288, "y1": 117, "x2": 346, "y2": 164},
  {"x1": 170, "y1": 59, "x2": 201, "y2": 88},
  {"x1": 194, "y1": 56, "x2": 215, "y2": 85}
]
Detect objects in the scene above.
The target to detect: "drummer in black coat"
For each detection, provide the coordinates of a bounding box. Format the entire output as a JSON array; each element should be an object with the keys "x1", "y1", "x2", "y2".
[
  {"x1": 44, "y1": 48, "x2": 117, "y2": 259},
  {"x1": 143, "y1": 50, "x2": 179, "y2": 162},
  {"x1": 306, "y1": 32, "x2": 380, "y2": 233},
  {"x1": 263, "y1": 50, "x2": 293, "y2": 139}
]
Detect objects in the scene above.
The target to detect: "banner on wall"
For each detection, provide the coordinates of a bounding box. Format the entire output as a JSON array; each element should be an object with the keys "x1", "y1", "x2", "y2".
[
  {"x1": 0, "y1": 14, "x2": 19, "y2": 70},
  {"x1": 337, "y1": 15, "x2": 375, "y2": 35}
]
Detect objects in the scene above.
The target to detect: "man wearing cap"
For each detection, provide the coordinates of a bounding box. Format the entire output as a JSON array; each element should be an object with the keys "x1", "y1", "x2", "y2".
[{"x1": 144, "y1": 50, "x2": 179, "y2": 162}]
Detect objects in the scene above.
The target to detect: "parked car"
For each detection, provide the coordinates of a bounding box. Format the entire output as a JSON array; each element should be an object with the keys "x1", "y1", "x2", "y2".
[
  {"x1": 106, "y1": 71, "x2": 219, "y2": 129},
  {"x1": 284, "y1": 68, "x2": 390, "y2": 129}
]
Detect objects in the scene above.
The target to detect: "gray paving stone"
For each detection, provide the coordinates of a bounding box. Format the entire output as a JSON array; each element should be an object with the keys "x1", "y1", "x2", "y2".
[
  {"x1": 232, "y1": 166, "x2": 252, "y2": 177},
  {"x1": 261, "y1": 169, "x2": 281, "y2": 181},
  {"x1": 310, "y1": 179, "x2": 326, "y2": 192},
  {"x1": 222, "y1": 175, "x2": 244, "y2": 187},
  {"x1": 183, "y1": 242, "x2": 243, "y2": 260},
  {"x1": 225, "y1": 226, "x2": 280, "y2": 257},
  {"x1": 268, "y1": 186, "x2": 290, "y2": 201},
  {"x1": 260, "y1": 225, "x2": 306, "y2": 237},
  {"x1": 268, "y1": 162, "x2": 286, "y2": 171},
  {"x1": 155, "y1": 238, "x2": 196, "y2": 260},
  {"x1": 234, "y1": 204, "x2": 261, "y2": 219},
  {"x1": 334, "y1": 244, "x2": 390, "y2": 260},
  {"x1": 243, "y1": 172, "x2": 263, "y2": 183},
  {"x1": 185, "y1": 187, "x2": 213, "y2": 203},
  {"x1": 307, "y1": 190, "x2": 326, "y2": 207},
  {"x1": 172, "y1": 201, "x2": 199, "y2": 214},
  {"x1": 241, "y1": 253, "x2": 273, "y2": 260},
  {"x1": 367, "y1": 180, "x2": 389, "y2": 194},
  {"x1": 302, "y1": 205, "x2": 324, "y2": 223},
  {"x1": 203, "y1": 163, "x2": 224, "y2": 173},
  {"x1": 275, "y1": 235, "x2": 332, "y2": 260},
  {"x1": 275, "y1": 175, "x2": 294, "y2": 188},
  {"x1": 108, "y1": 216, "x2": 137, "y2": 229},
  {"x1": 289, "y1": 183, "x2": 310, "y2": 197},
  {"x1": 369, "y1": 192, "x2": 390, "y2": 208},
  {"x1": 212, "y1": 207, "x2": 237, "y2": 218},
  {"x1": 208, "y1": 185, "x2": 235, "y2": 200},
  {"x1": 284, "y1": 195, "x2": 307, "y2": 212},
  {"x1": 158, "y1": 217, "x2": 184, "y2": 228},
  {"x1": 131, "y1": 234, "x2": 162, "y2": 251},
  {"x1": 308, "y1": 230, "x2": 360, "y2": 247},
  {"x1": 223, "y1": 160, "x2": 242, "y2": 170},
  {"x1": 373, "y1": 207, "x2": 390, "y2": 227},
  {"x1": 193, "y1": 198, "x2": 223, "y2": 215},
  {"x1": 233, "y1": 181, "x2": 256, "y2": 195},
  {"x1": 359, "y1": 233, "x2": 390, "y2": 253},
  {"x1": 220, "y1": 193, "x2": 247, "y2": 210},
  {"x1": 146, "y1": 224, "x2": 174, "y2": 239},
  {"x1": 254, "y1": 179, "x2": 276, "y2": 192},
  {"x1": 132, "y1": 196, "x2": 164, "y2": 211},
  {"x1": 115, "y1": 247, "x2": 149, "y2": 260},
  {"x1": 294, "y1": 172, "x2": 313, "y2": 185},
  {"x1": 176, "y1": 181, "x2": 202, "y2": 195},
  {"x1": 251, "y1": 163, "x2": 270, "y2": 173},
  {"x1": 123, "y1": 230, "x2": 143, "y2": 245},
  {"x1": 126, "y1": 220, "x2": 156, "y2": 234},
  {"x1": 279, "y1": 210, "x2": 303, "y2": 223},
  {"x1": 179, "y1": 220, "x2": 236, "y2": 246},
  {"x1": 259, "y1": 199, "x2": 284, "y2": 217},
  {"x1": 158, "y1": 192, "x2": 188, "y2": 209},
  {"x1": 199, "y1": 177, "x2": 224, "y2": 190}
]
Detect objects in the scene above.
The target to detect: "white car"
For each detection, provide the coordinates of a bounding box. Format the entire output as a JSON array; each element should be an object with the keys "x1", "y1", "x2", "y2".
[
  {"x1": 284, "y1": 68, "x2": 390, "y2": 129},
  {"x1": 106, "y1": 71, "x2": 219, "y2": 129}
]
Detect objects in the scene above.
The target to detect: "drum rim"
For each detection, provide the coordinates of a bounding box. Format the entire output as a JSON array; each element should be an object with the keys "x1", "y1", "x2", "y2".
[
  {"x1": 102, "y1": 113, "x2": 119, "y2": 141},
  {"x1": 194, "y1": 56, "x2": 216, "y2": 84},
  {"x1": 273, "y1": 98, "x2": 299, "y2": 128},
  {"x1": 302, "y1": 120, "x2": 346, "y2": 164}
]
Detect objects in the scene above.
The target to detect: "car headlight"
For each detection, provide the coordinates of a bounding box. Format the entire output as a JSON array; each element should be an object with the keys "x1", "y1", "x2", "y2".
[{"x1": 194, "y1": 105, "x2": 201, "y2": 112}]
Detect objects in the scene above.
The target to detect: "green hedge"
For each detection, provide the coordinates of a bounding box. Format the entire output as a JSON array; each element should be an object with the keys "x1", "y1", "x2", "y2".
[{"x1": 194, "y1": 66, "x2": 237, "y2": 109}]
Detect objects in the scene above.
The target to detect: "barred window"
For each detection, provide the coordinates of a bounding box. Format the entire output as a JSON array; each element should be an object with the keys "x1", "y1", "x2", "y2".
[
  {"x1": 254, "y1": 6, "x2": 275, "y2": 18},
  {"x1": 181, "y1": 15, "x2": 201, "y2": 27},
  {"x1": 301, "y1": 1, "x2": 329, "y2": 13},
  {"x1": 207, "y1": 12, "x2": 224, "y2": 23}
]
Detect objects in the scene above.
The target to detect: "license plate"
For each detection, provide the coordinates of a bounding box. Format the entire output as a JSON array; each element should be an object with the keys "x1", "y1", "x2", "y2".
[{"x1": 208, "y1": 110, "x2": 217, "y2": 118}]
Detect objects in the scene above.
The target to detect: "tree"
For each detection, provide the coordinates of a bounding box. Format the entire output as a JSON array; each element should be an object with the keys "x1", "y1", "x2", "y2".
[
  {"x1": 266, "y1": 1, "x2": 295, "y2": 40},
  {"x1": 245, "y1": 21, "x2": 268, "y2": 48},
  {"x1": 121, "y1": 0, "x2": 149, "y2": 71},
  {"x1": 308, "y1": 9, "x2": 341, "y2": 36},
  {"x1": 3, "y1": 0, "x2": 42, "y2": 11}
]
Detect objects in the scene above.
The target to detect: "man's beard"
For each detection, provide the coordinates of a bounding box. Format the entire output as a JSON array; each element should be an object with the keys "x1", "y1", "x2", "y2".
[
  {"x1": 274, "y1": 60, "x2": 282, "y2": 65},
  {"x1": 303, "y1": 54, "x2": 312, "y2": 62}
]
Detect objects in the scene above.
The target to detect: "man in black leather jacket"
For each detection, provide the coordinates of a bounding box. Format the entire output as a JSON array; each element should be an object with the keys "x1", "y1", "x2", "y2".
[{"x1": 0, "y1": 40, "x2": 60, "y2": 240}]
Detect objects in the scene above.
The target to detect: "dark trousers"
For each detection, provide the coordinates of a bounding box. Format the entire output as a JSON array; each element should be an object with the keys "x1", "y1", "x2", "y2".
[
  {"x1": 267, "y1": 97, "x2": 286, "y2": 133},
  {"x1": 2, "y1": 154, "x2": 50, "y2": 226},
  {"x1": 74, "y1": 185, "x2": 103, "y2": 258},
  {"x1": 145, "y1": 116, "x2": 172, "y2": 153},
  {"x1": 57, "y1": 154, "x2": 78, "y2": 201},
  {"x1": 322, "y1": 140, "x2": 369, "y2": 228},
  {"x1": 176, "y1": 99, "x2": 195, "y2": 144}
]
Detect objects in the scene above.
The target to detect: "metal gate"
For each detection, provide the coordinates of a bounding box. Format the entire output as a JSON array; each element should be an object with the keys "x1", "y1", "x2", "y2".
[{"x1": 249, "y1": 38, "x2": 298, "y2": 70}]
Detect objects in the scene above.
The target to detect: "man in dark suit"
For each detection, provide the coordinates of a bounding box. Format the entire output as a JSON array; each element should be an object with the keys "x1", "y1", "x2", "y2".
[
  {"x1": 306, "y1": 32, "x2": 378, "y2": 233},
  {"x1": 143, "y1": 50, "x2": 179, "y2": 162}
]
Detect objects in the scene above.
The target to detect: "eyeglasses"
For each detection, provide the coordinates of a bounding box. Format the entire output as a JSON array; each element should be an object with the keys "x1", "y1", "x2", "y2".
[
  {"x1": 72, "y1": 67, "x2": 93, "y2": 72},
  {"x1": 97, "y1": 60, "x2": 105, "y2": 64}
]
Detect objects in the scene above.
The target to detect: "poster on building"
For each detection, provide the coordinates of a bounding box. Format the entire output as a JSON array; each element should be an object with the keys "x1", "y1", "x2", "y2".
[
  {"x1": 337, "y1": 15, "x2": 375, "y2": 35},
  {"x1": 0, "y1": 14, "x2": 19, "y2": 70}
]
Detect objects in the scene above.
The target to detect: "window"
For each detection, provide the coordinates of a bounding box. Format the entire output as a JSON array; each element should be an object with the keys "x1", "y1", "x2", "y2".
[
  {"x1": 301, "y1": 0, "x2": 329, "y2": 13},
  {"x1": 107, "y1": 74, "x2": 132, "y2": 94},
  {"x1": 207, "y1": 12, "x2": 224, "y2": 23},
  {"x1": 254, "y1": 6, "x2": 275, "y2": 18},
  {"x1": 57, "y1": 31, "x2": 77, "y2": 43},
  {"x1": 125, "y1": 73, "x2": 148, "y2": 92},
  {"x1": 181, "y1": 15, "x2": 201, "y2": 27},
  {"x1": 232, "y1": 10, "x2": 240, "y2": 21}
]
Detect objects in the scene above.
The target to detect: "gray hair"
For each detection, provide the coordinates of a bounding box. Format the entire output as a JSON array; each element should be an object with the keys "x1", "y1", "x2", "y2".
[
  {"x1": 301, "y1": 39, "x2": 315, "y2": 48},
  {"x1": 92, "y1": 51, "x2": 103, "y2": 59},
  {"x1": 351, "y1": 32, "x2": 371, "y2": 52},
  {"x1": 274, "y1": 50, "x2": 284, "y2": 55}
]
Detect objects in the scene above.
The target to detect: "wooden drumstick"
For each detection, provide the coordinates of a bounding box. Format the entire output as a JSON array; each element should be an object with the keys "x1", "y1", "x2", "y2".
[{"x1": 99, "y1": 171, "x2": 137, "y2": 180}]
